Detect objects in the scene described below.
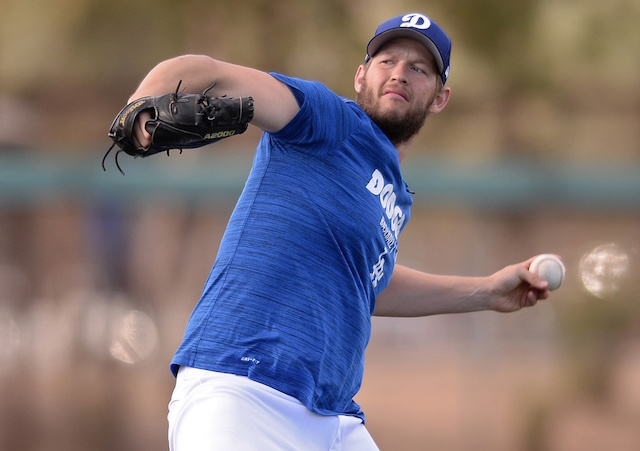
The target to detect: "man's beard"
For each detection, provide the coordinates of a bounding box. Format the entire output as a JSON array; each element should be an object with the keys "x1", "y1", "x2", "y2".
[{"x1": 356, "y1": 78, "x2": 431, "y2": 146}]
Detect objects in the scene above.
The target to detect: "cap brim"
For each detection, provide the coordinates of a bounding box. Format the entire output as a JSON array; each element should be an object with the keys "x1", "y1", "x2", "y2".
[{"x1": 366, "y1": 29, "x2": 443, "y2": 74}]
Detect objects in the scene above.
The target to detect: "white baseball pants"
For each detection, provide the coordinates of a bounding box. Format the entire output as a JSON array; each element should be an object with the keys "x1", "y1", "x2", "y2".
[{"x1": 168, "y1": 366, "x2": 379, "y2": 451}]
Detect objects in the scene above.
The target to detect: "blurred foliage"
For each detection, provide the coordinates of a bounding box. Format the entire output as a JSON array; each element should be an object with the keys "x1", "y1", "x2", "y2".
[
  {"x1": 0, "y1": 0, "x2": 367, "y2": 95},
  {"x1": 441, "y1": 0, "x2": 543, "y2": 88},
  {"x1": 1, "y1": 0, "x2": 639, "y2": 155},
  {"x1": 3, "y1": 0, "x2": 639, "y2": 93}
]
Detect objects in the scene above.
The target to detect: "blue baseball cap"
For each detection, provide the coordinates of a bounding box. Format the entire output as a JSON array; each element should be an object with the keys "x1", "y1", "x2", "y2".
[{"x1": 365, "y1": 13, "x2": 452, "y2": 84}]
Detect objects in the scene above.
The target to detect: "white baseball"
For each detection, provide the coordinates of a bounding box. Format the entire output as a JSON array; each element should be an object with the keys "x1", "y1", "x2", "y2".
[{"x1": 529, "y1": 254, "x2": 565, "y2": 291}]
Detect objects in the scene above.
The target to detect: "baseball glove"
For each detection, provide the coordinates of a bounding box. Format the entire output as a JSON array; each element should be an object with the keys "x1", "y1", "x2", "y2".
[{"x1": 103, "y1": 81, "x2": 254, "y2": 174}]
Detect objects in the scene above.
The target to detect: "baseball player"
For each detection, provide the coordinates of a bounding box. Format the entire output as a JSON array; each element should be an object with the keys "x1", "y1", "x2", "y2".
[{"x1": 113, "y1": 12, "x2": 554, "y2": 451}]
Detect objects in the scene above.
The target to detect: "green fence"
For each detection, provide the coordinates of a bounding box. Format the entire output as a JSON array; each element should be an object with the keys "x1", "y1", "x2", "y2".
[{"x1": 1, "y1": 150, "x2": 638, "y2": 212}]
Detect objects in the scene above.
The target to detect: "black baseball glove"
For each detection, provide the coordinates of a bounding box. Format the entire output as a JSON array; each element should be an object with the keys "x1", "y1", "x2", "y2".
[{"x1": 103, "y1": 81, "x2": 254, "y2": 174}]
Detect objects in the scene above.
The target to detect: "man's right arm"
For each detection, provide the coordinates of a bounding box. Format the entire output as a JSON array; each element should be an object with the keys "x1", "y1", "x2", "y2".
[{"x1": 128, "y1": 54, "x2": 300, "y2": 146}]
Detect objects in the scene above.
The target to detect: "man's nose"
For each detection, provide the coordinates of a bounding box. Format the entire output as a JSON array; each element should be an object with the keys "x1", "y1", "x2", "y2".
[{"x1": 390, "y1": 63, "x2": 409, "y2": 83}]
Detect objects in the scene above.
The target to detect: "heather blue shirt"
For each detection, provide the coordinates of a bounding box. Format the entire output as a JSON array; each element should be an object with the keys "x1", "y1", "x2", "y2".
[{"x1": 171, "y1": 73, "x2": 413, "y2": 420}]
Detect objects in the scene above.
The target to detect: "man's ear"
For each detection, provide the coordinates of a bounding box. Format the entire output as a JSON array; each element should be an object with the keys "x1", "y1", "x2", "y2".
[
  {"x1": 354, "y1": 65, "x2": 366, "y2": 94},
  {"x1": 428, "y1": 86, "x2": 451, "y2": 115}
]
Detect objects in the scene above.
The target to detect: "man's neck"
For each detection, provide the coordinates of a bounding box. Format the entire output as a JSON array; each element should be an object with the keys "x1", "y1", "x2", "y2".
[{"x1": 395, "y1": 138, "x2": 414, "y2": 163}]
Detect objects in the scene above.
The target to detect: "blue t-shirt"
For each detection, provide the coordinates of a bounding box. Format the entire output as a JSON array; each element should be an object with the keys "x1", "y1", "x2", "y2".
[{"x1": 171, "y1": 73, "x2": 413, "y2": 420}]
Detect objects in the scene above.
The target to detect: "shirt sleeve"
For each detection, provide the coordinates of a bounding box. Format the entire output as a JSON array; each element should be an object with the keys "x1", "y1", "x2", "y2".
[{"x1": 268, "y1": 73, "x2": 354, "y2": 156}]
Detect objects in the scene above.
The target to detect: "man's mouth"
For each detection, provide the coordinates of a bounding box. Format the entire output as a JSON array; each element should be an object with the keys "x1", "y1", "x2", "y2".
[{"x1": 382, "y1": 87, "x2": 409, "y2": 101}]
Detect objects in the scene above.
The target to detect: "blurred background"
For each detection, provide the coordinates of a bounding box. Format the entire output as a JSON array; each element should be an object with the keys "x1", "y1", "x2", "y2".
[{"x1": 1, "y1": 0, "x2": 639, "y2": 450}]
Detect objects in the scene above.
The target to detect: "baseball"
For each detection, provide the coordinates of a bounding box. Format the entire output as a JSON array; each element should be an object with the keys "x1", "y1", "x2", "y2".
[{"x1": 529, "y1": 254, "x2": 565, "y2": 291}]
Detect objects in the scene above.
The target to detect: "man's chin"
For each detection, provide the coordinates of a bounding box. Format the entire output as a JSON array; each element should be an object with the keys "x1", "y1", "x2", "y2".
[{"x1": 371, "y1": 110, "x2": 428, "y2": 146}]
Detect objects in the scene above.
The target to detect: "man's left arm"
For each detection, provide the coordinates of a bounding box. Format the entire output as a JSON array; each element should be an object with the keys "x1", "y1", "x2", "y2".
[{"x1": 373, "y1": 260, "x2": 551, "y2": 317}]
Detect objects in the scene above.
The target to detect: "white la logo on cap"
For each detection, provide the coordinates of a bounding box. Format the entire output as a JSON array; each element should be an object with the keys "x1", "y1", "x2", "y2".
[{"x1": 400, "y1": 13, "x2": 431, "y2": 30}]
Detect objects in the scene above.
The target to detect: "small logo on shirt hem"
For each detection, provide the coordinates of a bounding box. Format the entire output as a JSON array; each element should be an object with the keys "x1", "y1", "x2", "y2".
[{"x1": 241, "y1": 356, "x2": 260, "y2": 365}]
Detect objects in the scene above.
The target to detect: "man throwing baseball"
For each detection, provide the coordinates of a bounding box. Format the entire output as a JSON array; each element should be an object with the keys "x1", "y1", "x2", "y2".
[{"x1": 119, "y1": 12, "x2": 554, "y2": 451}]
